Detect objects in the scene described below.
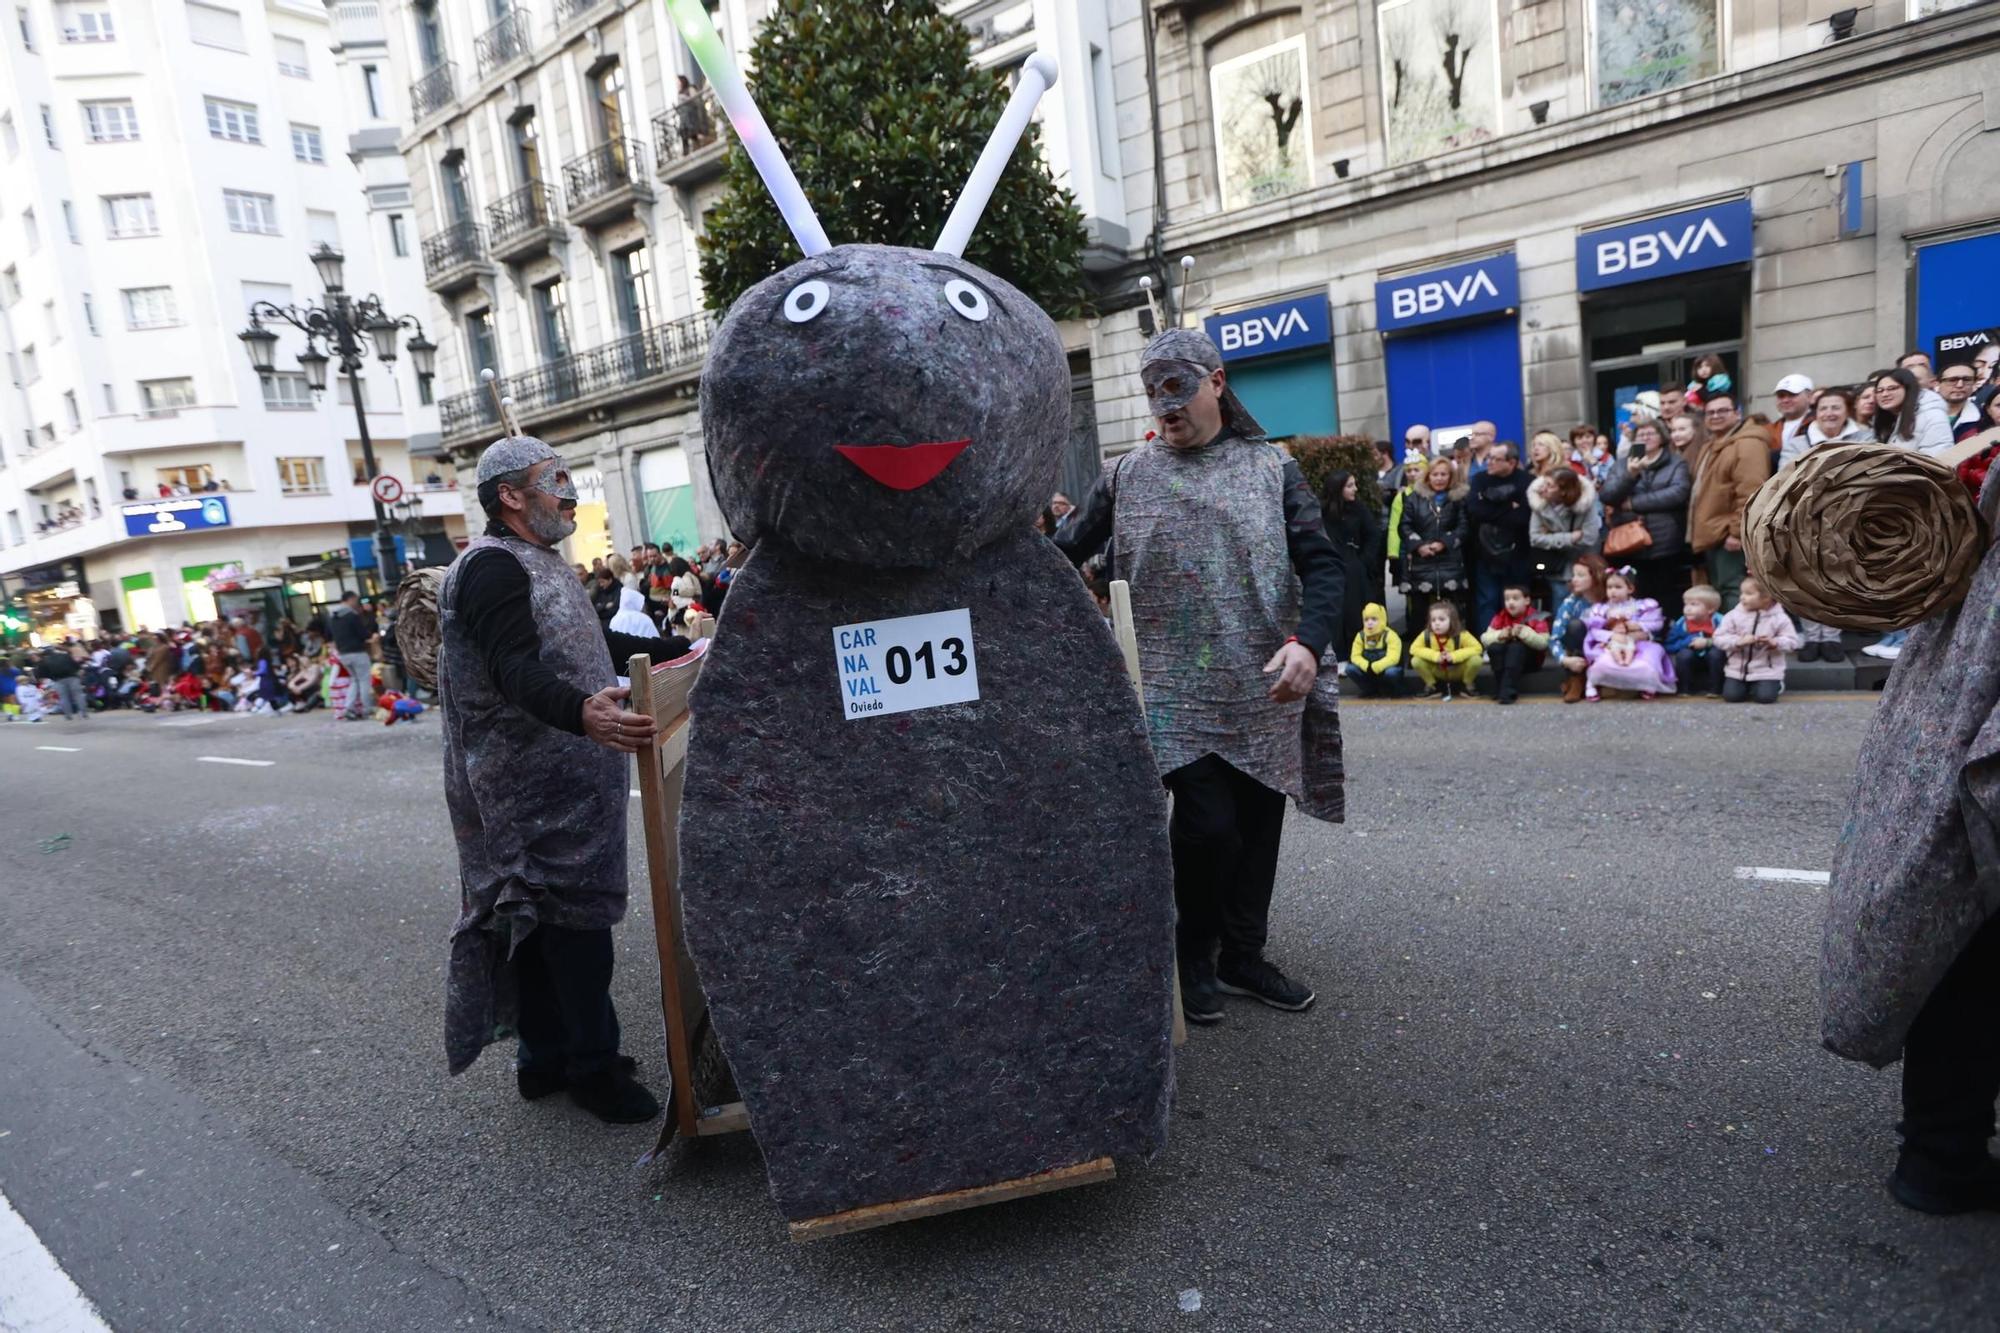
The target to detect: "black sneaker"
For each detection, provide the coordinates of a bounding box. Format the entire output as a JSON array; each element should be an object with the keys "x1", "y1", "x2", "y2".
[
  {"x1": 518, "y1": 1054, "x2": 637, "y2": 1101},
  {"x1": 1179, "y1": 957, "x2": 1225, "y2": 1026},
  {"x1": 1215, "y1": 955, "x2": 1316, "y2": 1012},
  {"x1": 1798, "y1": 642, "x2": 1822, "y2": 663},
  {"x1": 567, "y1": 1065, "x2": 662, "y2": 1124},
  {"x1": 1888, "y1": 1151, "x2": 2000, "y2": 1215}
]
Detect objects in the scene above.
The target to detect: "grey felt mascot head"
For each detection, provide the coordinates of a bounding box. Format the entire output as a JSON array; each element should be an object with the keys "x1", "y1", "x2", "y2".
[{"x1": 681, "y1": 43, "x2": 1069, "y2": 569}]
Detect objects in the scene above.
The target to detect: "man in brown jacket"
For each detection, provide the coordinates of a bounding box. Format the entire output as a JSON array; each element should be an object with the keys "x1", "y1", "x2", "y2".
[{"x1": 1688, "y1": 392, "x2": 1772, "y2": 608}]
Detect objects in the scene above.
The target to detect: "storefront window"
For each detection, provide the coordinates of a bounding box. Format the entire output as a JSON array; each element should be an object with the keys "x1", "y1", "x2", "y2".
[
  {"x1": 1592, "y1": 0, "x2": 1720, "y2": 108},
  {"x1": 1378, "y1": 0, "x2": 1500, "y2": 165},
  {"x1": 1209, "y1": 37, "x2": 1313, "y2": 212}
]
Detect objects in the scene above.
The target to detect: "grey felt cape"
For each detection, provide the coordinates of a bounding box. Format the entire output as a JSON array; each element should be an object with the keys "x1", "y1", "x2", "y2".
[
  {"x1": 1821, "y1": 473, "x2": 2000, "y2": 1067},
  {"x1": 437, "y1": 535, "x2": 628, "y2": 1075}
]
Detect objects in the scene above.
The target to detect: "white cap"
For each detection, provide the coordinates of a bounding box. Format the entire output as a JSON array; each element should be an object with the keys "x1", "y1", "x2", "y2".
[{"x1": 1774, "y1": 373, "x2": 1814, "y2": 395}]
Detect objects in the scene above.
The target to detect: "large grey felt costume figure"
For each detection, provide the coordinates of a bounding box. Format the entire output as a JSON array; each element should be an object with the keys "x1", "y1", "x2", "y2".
[{"x1": 670, "y1": 49, "x2": 1175, "y2": 1222}]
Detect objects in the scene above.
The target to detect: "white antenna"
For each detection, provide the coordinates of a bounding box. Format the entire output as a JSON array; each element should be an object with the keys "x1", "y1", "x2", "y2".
[
  {"x1": 1138, "y1": 276, "x2": 1164, "y2": 333},
  {"x1": 479, "y1": 367, "x2": 520, "y2": 437},
  {"x1": 665, "y1": 0, "x2": 830, "y2": 257},
  {"x1": 1177, "y1": 255, "x2": 1196, "y2": 329},
  {"x1": 935, "y1": 52, "x2": 1059, "y2": 258}
]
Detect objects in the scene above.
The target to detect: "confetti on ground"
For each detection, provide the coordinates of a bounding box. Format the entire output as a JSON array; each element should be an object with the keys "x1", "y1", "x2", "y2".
[{"x1": 1177, "y1": 1289, "x2": 1202, "y2": 1314}]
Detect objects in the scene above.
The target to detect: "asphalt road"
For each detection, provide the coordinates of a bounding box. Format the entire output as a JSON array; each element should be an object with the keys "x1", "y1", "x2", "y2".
[{"x1": 1, "y1": 696, "x2": 1994, "y2": 1332}]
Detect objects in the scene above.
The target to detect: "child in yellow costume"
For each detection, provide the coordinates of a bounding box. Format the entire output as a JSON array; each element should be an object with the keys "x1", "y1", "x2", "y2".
[
  {"x1": 1344, "y1": 602, "x2": 1406, "y2": 698},
  {"x1": 1408, "y1": 600, "x2": 1484, "y2": 700}
]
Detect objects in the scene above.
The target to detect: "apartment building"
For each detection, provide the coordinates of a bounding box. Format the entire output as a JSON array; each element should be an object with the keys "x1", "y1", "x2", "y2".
[
  {"x1": 0, "y1": 0, "x2": 458, "y2": 638},
  {"x1": 387, "y1": 0, "x2": 1150, "y2": 559}
]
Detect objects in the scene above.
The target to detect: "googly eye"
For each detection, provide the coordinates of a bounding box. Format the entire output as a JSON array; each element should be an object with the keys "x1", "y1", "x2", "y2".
[
  {"x1": 944, "y1": 279, "x2": 990, "y2": 322},
  {"x1": 783, "y1": 279, "x2": 830, "y2": 324}
]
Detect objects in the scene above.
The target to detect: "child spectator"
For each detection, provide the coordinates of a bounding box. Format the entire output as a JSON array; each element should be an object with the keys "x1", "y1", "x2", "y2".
[
  {"x1": 14, "y1": 674, "x2": 49, "y2": 722},
  {"x1": 1583, "y1": 566, "x2": 1676, "y2": 700},
  {"x1": 1480, "y1": 585, "x2": 1550, "y2": 705},
  {"x1": 1409, "y1": 600, "x2": 1483, "y2": 701},
  {"x1": 1345, "y1": 601, "x2": 1405, "y2": 698},
  {"x1": 1666, "y1": 585, "x2": 1726, "y2": 697},
  {"x1": 1550, "y1": 553, "x2": 1610, "y2": 704},
  {"x1": 1713, "y1": 575, "x2": 1801, "y2": 704}
]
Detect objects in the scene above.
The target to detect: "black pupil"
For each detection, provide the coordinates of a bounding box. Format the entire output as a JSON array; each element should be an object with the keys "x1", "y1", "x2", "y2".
[{"x1": 954, "y1": 288, "x2": 974, "y2": 308}]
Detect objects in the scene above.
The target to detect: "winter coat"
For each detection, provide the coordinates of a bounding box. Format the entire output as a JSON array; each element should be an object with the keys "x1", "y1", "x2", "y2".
[
  {"x1": 1663, "y1": 615, "x2": 1720, "y2": 656},
  {"x1": 1324, "y1": 499, "x2": 1384, "y2": 649},
  {"x1": 1549, "y1": 592, "x2": 1592, "y2": 660},
  {"x1": 1466, "y1": 468, "x2": 1534, "y2": 566},
  {"x1": 1689, "y1": 421, "x2": 1773, "y2": 553},
  {"x1": 1599, "y1": 450, "x2": 1693, "y2": 558},
  {"x1": 1349, "y1": 604, "x2": 1404, "y2": 674},
  {"x1": 1784, "y1": 419, "x2": 1872, "y2": 468},
  {"x1": 1879, "y1": 388, "x2": 1957, "y2": 456},
  {"x1": 1712, "y1": 603, "x2": 1800, "y2": 682},
  {"x1": 1821, "y1": 474, "x2": 2000, "y2": 1066},
  {"x1": 1408, "y1": 629, "x2": 1483, "y2": 669},
  {"x1": 1481, "y1": 607, "x2": 1550, "y2": 667},
  {"x1": 1526, "y1": 474, "x2": 1603, "y2": 569},
  {"x1": 1398, "y1": 489, "x2": 1468, "y2": 594}
]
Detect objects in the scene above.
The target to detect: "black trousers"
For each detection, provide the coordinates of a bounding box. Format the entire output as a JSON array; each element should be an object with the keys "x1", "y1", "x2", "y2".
[
  {"x1": 514, "y1": 923, "x2": 621, "y2": 1079},
  {"x1": 1163, "y1": 754, "x2": 1287, "y2": 966},
  {"x1": 1489, "y1": 639, "x2": 1536, "y2": 700},
  {"x1": 1901, "y1": 912, "x2": 2000, "y2": 1164},
  {"x1": 1673, "y1": 646, "x2": 1725, "y2": 695}
]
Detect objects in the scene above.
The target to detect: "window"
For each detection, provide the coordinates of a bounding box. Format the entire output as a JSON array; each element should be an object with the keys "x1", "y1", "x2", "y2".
[
  {"x1": 361, "y1": 65, "x2": 383, "y2": 118},
  {"x1": 240, "y1": 280, "x2": 291, "y2": 317},
  {"x1": 82, "y1": 292, "x2": 97, "y2": 334},
  {"x1": 38, "y1": 423, "x2": 56, "y2": 449},
  {"x1": 440, "y1": 155, "x2": 473, "y2": 223},
  {"x1": 5, "y1": 353, "x2": 17, "y2": 384},
  {"x1": 59, "y1": 4, "x2": 115, "y2": 42},
  {"x1": 101, "y1": 382, "x2": 115, "y2": 413},
  {"x1": 464, "y1": 309, "x2": 497, "y2": 378},
  {"x1": 61, "y1": 199, "x2": 77, "y2": 242},
  {"x1": 139, "y1": 378, "x2": 198, "y2": 415},
  {"x1": 84, "y1": 479, "x2": 98, "y2": 516},
  {"x1": 1, "y1": 113, "x2": 16, "y2": 157},
  {"x1": 43, "y1": 299, "x2": 58, "y2": 341},
  {"x1": 63, "y1": 390, "x2": 81, "y2": 432},
  {"x1": 39, "y1": 103, "x2": 56, "y2": 148},
  {"x1": 123, "y1": 286, "x2": 180, "y2": 330},
  {"x1": 83, "y1": 100, "x2": 140, "y2": 142},
  {"x1": 416, "y1": 375, "x2": 433, "y2": 406},
  {"x1": 612, "y1": 244, "x2": 653, "y2": 337},
  {"x1": 1, "y1": 265, "x2": 18, "y2": 303},
  {"x1": 387, "y1": 213, "x2": 409, "y2": 257},
  {"x1": 592, "y1": 61, "x2": 627, "y2": 143},
  {"x1": 290, "y1": 123, "x2": 324, "y2": 164},
  {"x1": 23, "y1": 207, "x2": 39, "y2": 252},
  {"x1": 186, "y1": 2, "x2": 245, "y2": 51},
  {"x1": 6, "y1": 512, "x2": 20, "y2": 546},
  {"x1": 512, "y1": 111, "x2": 542, "y2": 185},
  {"x1": 1592, "y1": 0, "x2": 1720, "y2": 106},
  {"x1": 277, "y1": 456, "x2": 327, "y2": 493},
  {"x1": 204, "y1": 98, "x2": 260, "y2": 144},
  {"x1": 22, "y1": 344, "x2": 39, "y2": 382},
  {"x1": 102, "y1": 194, "x2": 159, "y2": 237},
  {"x1": 337, "y1": 375, "x2": 397, "y2": 407},
  {"x1": 413, "y1": 0, "x2": 443, "y2": 68},
  {"x1": 306, "y1": 209, "x2": 339, "y2": 248},
  {"x1": 533, "y1": 279, "x2": 569, "y2": 359},
  {"x1": 223, "y1": 190, "x2": 279, "y2": 234},
  {"x1": 1377, "y1": 0, "x2": 1502, "y2": 164},
  {"x1": 17, "y1": 5, "x2": 32, "y2": 49},
  {"x1": 264, "y1": 376, "x2": 315, "y2": 412},
  {"x1": 157, "y1": 464, "x2": 212, "y2": 490},
  {"x1": 1211, "y1": 37, "x2": 1314, "y2": 210},
  {"x1": 274, "y1": 34, "x2": 308, "y2": 77}
]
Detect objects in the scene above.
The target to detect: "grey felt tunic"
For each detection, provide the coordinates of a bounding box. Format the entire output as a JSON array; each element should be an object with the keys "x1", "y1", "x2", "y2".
[
  {"x1": 438, "y1": 534, "x2": 628, "y2": 1075},
  {"x1": 1822, "y1": 477, "x2": 2000, "y2": 1068},
  {"x1": 1111, "y1": 435, "x2": 1343, "y2": 820},
  {"x1": 678, "y1": 529, "x2": 1176, "y2": 1221}
]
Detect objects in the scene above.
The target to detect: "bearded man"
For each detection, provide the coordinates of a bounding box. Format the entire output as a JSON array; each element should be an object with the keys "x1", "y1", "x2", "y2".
[
  {"x1": 438, "y1": 436, "x2": 686, "y2": 1123},
  {"x1": 1058, "y1": 328, "x2": 1346, "y2": 1026}
]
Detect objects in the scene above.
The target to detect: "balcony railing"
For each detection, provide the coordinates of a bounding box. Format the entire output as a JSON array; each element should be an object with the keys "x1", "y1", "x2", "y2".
[
  {"x1": 439, "y1": 312, "x2": 715, "y2": 444},
  {"x1": 653, "y1": 85, "x2": 726, "y2": 168},
  {"x1": 473, "y1": 8, "x2": 531, "y2": 79},
  {"x1": 487, "y1": 182, "x2": 562, "y2": 254},
  {"x1": 552, "y1": 0, "x2": 607, "y2": 25},
  {"x1": 421, "y1": 219, "x2": 489, "y2": 286},
  {"x1": 410, "y1": 61, "x2": 457, "y2": 120},
  {"x1": 562, "y1": 138, "x2": 648, "y2": 214}
]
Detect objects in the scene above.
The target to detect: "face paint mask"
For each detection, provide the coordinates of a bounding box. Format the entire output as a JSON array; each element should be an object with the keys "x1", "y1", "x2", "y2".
[
  {"x1": 1141, "y1": 359, "x2": 1210, "y2": 419},
  {"x1": 527, "y1": 467, "x2": 579, "y2": 504}
]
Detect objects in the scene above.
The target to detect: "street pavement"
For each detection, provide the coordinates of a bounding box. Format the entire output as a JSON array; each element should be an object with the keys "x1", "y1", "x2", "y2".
[{"x1": 0, "y1": 696, "x2": 1995, "y2": 1332}]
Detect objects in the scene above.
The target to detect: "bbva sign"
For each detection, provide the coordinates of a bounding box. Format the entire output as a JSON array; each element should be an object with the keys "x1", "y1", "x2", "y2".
[
  {"x1": 1376, "y1": 253, "x2": 1519, "y2": 332},
  {"x1": 1203, "y1": 295, "x2": 1332, "y2": 363},
  {"x1": 1579, "y1": 198, "x2": 1754, "y2": 291}
]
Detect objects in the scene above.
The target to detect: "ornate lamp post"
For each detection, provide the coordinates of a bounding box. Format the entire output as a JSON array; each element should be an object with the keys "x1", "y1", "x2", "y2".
[{"x1": 238, "y1": 242, "x2": 438, "y2": 592}]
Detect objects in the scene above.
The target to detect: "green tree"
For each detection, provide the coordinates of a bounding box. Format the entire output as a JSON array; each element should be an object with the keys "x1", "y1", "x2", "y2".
[
  {"x1": 696, "y1": 0, "x2": 1090, "y2": 317},
  {"x1": 1287, "y1": 435, "x2": 1384, "y2": 513}
]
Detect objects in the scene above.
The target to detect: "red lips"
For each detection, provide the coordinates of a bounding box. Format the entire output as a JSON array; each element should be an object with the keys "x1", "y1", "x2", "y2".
[{"x1": 833, "y1": 439, "x2": 970, "y2": 491}]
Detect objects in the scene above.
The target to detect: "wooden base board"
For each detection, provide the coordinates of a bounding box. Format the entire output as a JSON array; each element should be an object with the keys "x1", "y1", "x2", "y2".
[{"x1": 788, "y1": 1157, "x2": 1116, "y2": 1242}]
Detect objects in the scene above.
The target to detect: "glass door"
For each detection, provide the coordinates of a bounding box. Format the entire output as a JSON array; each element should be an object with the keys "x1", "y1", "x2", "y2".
[
  {"x1": 512, "y1": 113, "x2": 541, "y2": 187},
  {"x1": 1583, "y1": 269, "x2": 1745, "y2": 436}
]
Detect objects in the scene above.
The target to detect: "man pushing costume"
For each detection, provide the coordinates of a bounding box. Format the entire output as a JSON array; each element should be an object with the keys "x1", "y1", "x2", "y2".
[
  {"x1": 438, "y1": 436, "x2": 687, "y2": 1123},
  {"x1": 1059, "y1": 327, "x2": 1345, "y2": 1025}
]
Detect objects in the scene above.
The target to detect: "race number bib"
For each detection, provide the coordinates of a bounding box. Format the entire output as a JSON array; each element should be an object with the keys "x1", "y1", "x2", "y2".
[{"x1": 832, "y1": 608, "x2": 979, "y2": 721}]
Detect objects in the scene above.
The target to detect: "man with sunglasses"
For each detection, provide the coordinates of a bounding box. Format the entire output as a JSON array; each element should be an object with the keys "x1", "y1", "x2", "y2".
[
  {"x1": 1059, "y1": 328, "x2": 1344, "y2": 1028},
  {"x1": 436, "y1": 435, "x2": 688, "y2": 1125}
]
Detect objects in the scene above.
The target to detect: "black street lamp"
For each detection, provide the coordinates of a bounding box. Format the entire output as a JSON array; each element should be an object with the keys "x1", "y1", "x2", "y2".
[{"x1": 239, "y1": 247, "x2": 438, "y2": 592}]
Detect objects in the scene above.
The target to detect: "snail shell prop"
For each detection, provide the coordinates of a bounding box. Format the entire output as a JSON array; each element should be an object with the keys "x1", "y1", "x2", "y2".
[
  {"x1": 1744, "y1": 443, "x2": 1988, "y2": 632},
  {"x1": 391, "y1": 565, "x2": 447, "y2": 689}
]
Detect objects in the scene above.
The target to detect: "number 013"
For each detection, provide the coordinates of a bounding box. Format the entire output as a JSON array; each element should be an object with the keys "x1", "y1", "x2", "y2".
[{"x1": 884, "y1": 637, "x2": 969, "y2": 685}]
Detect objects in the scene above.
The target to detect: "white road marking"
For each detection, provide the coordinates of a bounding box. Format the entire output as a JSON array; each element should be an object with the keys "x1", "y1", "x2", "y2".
[
  {"x1": 196, "y1": 756, "x2": 276, "y2": 767},
  {"x1": 1734, "y1": 866, "x2": 1831, "y2": 885},
  {"x1": 0, "y1": 1188, "x2": 113, "y2": 1332},
  {"x1": 630, "y1": 789, "x2": 641, "y2": 798},
  {"x1": 159, "y1": 717, "x2": 221, "y2": 727},
  {"x1": 35, "y1": 746, "x2": 81, "y2": 753}
]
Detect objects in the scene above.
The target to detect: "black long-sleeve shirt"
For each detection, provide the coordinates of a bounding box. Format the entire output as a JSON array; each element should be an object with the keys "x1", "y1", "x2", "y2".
[
  {"x1": 455, "y1": 547, "x2": 688, "y2": 735},
  {"x1": 1055, "y1": 434, "x2": 1345, "y2": 659}
]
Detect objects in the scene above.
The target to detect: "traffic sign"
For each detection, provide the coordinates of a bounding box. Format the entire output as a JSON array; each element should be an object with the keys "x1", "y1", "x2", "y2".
[{"x1": 370, "y1": 474, "x2": 405, "y2": 505}]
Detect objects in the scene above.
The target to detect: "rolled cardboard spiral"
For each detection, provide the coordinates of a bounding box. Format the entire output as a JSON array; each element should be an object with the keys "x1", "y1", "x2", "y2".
[
  {"x1": 392, "y1": 565, "x2": 447, "y2": 689},
  {"x1": 1743, "y1": 443, "x2": 1987, "y2": 632}
]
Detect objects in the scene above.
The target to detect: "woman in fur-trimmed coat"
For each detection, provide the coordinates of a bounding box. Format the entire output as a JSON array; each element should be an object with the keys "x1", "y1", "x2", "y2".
[{"x1": 1823, "y1": 470, "x2": 2000, "y2": 1215}]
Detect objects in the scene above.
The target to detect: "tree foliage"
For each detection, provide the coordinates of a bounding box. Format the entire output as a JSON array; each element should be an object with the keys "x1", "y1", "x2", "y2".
[
  {"x1": 1287, "y1": 435, "x2": 1384, "y2": 513},
  {"x1": 696, "y1": 0, "x2": 1090, "y2": 317}
]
